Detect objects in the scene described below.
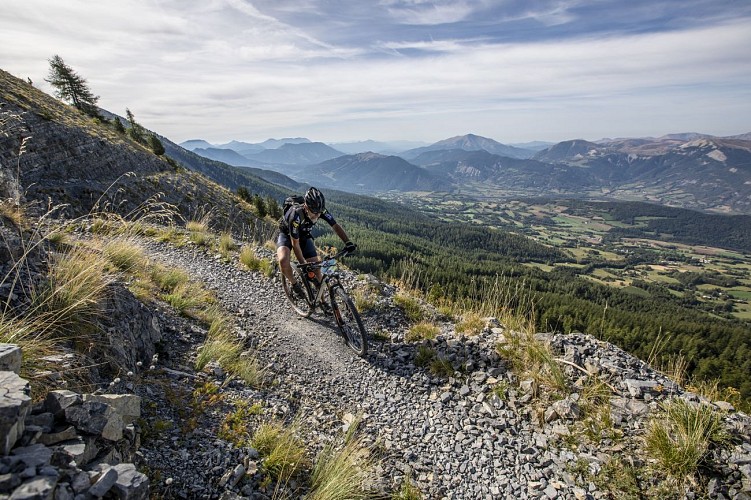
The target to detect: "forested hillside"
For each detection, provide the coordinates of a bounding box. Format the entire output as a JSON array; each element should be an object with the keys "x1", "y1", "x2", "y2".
[{"x1": 306, "y1": 192, "x2": 751, "y2": 401}]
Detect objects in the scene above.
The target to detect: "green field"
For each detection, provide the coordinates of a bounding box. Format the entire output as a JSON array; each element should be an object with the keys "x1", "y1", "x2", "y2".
[{"x1": 379, "y1": 193, "x2": 751, "y2": 323}]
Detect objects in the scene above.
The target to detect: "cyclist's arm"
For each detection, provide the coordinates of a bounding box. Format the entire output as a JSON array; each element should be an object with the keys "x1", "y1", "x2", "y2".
[{"x1": 332, "y1": 223, "x2": 350, "y2": 243}]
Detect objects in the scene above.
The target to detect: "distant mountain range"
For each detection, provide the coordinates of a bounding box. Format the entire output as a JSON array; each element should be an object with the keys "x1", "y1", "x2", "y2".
[{"x1": 179, "y1": 131, "x2": 751, "y2": 214}]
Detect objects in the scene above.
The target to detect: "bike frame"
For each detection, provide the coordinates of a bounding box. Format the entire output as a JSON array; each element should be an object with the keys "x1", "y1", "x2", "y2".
[
  {"x1": 300, "y1": 254, "x2": 344, "y2": 319},
  {"x1": 284, "y1": 248, "x2": 368, "y2": 356}
]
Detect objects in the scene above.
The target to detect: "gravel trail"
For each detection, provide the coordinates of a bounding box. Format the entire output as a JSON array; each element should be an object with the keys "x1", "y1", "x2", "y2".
[{"x1": 136, "y1": 239, "x2": 584, "y2": 500}]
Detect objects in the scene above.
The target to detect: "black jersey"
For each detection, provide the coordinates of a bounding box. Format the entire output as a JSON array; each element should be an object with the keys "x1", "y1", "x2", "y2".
[{"x1": 278, "y1": 205, "x2": 336, "y2": 239}]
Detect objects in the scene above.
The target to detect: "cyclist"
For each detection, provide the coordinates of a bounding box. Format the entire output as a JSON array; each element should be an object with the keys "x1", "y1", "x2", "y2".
[{"x1": 276, "y1": 187, "x2": 356, "y2": 298}]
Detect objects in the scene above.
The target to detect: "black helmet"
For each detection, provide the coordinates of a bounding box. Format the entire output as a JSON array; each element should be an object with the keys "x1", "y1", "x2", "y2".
[{"x1": 304, "y1": 187, "x2": 325, "y2": 213}]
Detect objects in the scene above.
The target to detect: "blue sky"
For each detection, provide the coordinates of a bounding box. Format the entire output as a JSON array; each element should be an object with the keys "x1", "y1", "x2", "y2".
[{"x1": 2, "y1": 0, "x2": 750, "y2": 145}]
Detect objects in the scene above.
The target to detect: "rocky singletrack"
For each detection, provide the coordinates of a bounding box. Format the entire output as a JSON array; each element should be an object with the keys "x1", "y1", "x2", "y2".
[{"x1": 133, "y1": 238, "x2": 751, "y2": 500}]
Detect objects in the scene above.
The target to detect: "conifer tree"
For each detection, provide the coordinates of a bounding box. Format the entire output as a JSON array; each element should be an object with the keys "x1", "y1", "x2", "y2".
[
  {"x1": 45, "y1": 55, "x2": 100, "y2": 117},
  {"x1": 148, "y1": 135, "x2": 165, "y2": 156},
  {"x1": 125, "y1": 108, "x2": 145, "y2": 143},
  {"x1": 112, "y1": 117, "x2": 126, "y2": 134}
]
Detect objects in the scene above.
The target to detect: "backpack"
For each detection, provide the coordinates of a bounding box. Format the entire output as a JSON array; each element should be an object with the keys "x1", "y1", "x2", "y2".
[{"x1": 282, "y1": 194, "x2": 305, "y2": 216}]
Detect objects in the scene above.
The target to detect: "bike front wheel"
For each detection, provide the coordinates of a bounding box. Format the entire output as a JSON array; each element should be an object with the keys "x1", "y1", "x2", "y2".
[
  {"x1": 281, "y1": 267, "x2": 313, "y2": 317},
  {"x1": 331, "y1": 287, "x2": 367, "y2": 356}
]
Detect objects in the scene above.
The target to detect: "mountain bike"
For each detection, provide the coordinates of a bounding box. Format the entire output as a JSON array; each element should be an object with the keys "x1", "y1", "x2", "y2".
[{"x1": 280, "y1": 249, "x2": 368, "y2": 356}]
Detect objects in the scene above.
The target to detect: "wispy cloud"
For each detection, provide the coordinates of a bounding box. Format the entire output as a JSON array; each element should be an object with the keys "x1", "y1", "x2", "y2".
[
  {"x1": 1, "y1": 0, "x2": 750, "y2": 143},
  {"x1": 380, "y1": 0, "x2": 478, "y2": 25}
]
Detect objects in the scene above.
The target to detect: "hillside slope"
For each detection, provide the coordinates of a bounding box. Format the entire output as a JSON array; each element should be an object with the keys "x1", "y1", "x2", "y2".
[{"x1": 0, "y1": 69, "x2": 270, "y2": 236}]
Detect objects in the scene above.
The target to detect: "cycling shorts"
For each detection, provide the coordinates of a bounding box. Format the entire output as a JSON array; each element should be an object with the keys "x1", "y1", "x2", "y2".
[{"x1": 276, "y1": 232, "x2": 317, "y2": 259}]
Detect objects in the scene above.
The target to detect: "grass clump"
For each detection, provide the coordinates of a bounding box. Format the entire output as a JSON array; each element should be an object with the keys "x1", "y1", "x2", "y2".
[
  {"x1": 251, "y1": 421, "x2": 308, "y2": 483},
  {"x1": 393, "y1": 476, "x2": 422, "y2": 500},
  {"x1": 455, "y1": 312, "x2": 485, "y2": 335},
  {"x1": 414, "y1": 345, "x2": 436, "y2": 367},
  {"x1": 308, "y1": 416, "x2": 380, "y2": 500},
  {"x1": 28, "y1": 246, "x2": 112, "y2": 338},
  {"x1": 497, "y1": 329, "x2": 568, "y2": 398},
  {"x1": 591, "y1": 457, "x2": 642, "y2": 500},
  {"x1": 352, "y1": 288, "x2": 377, "y2": 313},
  {"x1": 194, "y1": 306, "x2": 264, "y2": 387},
  {"x1": 150, "y1": 263, "x2": 190, "y2": 292},
  {"x1": 645, "y1": 398, "x2": 730, "y2": 483},
  {"x1": 103, "y1": 237, "x2": 147, "y2": 272},
  {"x1": 429, "y1": 357, "x2": 454, "y2": 378},
  {"x1": 239, "y1": 245, "x2": 274, "y2": 277},
  {"x1": 163, "y1": 282, "x2": 213, "y2": 317},
  {"x1": 405, "y1": 321, "x2": 439, "y2": 342},
  {"x1": 393, "y1": 292, "x2": 424, "y2": 322},
  {"x1": 571, "y1": 376, "x2": 620, "y2": 444},
  {"x1": 219, "y1": 400, "x2": 263, "y2": 447},
  {"x1": 186, "y1": 216, "x2": 212, "y2": 247},
  {"x1": 219, "y1": 232, "x2": 236, "y2": 253}
]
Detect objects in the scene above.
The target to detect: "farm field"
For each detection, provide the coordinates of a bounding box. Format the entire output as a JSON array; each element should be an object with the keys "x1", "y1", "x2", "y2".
[{"x1": 381, "y1": 193, "x2": 751, "y2": 323}]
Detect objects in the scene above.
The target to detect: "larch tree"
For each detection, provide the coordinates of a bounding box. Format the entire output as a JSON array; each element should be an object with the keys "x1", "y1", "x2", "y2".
[{"x1": 45, "y1": 55, "x2": 100, "y2": 117}]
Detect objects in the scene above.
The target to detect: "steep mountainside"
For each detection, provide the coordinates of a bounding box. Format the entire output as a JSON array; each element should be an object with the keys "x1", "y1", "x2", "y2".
[
  {"x1": 531, "y1": 138, "x2": 751, "y2": 213},
  {"x1": 303, "y1": 152, "x2": 454, "y2": 193},
  {"x1": 0, "y1": 70, "x2": 269, "y2": 233}
]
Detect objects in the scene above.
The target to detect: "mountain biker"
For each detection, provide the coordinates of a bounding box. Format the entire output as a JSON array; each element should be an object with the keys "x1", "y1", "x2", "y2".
[{"x1": 276, "y1": 187, "x2": 356, "y2": 298}]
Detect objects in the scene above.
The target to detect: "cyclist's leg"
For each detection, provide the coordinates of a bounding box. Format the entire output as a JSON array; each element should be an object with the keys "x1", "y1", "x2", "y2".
[
  {"x1": 276, "y1": 233, "x2": 296, "y2": 283},
  {"x1": 301, "y1": 238, "x2": 323, "y2": 283}
]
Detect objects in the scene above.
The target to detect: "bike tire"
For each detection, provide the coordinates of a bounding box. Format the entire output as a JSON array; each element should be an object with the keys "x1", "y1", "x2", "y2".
[
  {"x1": 281, "y1": 267, "x2": 313, "y2": 317},
  {"x1": 331, "y1": 287, "x2": 368, "y2": 356}
]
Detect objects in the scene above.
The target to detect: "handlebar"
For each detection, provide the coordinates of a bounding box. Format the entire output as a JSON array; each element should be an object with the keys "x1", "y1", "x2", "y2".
[{"x1": 296, "y1": 248, "x2": 351, "y2": 271}]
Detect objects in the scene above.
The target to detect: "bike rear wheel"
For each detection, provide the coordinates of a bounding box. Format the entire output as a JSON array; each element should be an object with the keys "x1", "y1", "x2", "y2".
[
  {"x1": 331, "y1": 287, "x2": 367, "y2": 356},
  {"x1": 281, "y1": 267, "x2": 313, "y2": 317}
]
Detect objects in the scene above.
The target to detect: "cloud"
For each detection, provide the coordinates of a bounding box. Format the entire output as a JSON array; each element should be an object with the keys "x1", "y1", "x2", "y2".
[
  {"x1": 380, "y1": 0, "x2": 477, "y2": 25},
  {"x1": 2, "y1": 0, "x2": 750, "y2": 143}
]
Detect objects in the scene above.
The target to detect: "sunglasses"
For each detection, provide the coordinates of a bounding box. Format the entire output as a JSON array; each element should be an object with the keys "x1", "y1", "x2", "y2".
[{"x1": 305, "y1": 205, "x2": 321, "y2": 215}]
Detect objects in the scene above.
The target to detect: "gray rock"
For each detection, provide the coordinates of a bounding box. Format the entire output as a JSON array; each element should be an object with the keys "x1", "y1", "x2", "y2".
[
  {"x1": 37, "y1": 427, "x2": 78, "y2": 447},
  {"x1": 6, "y1": 475, "x2": 56, "y2": 499},
  {"x1": 43, "y1": 391, "x2": 81, "y2": 419},
  {"x1": 0, "y1": 345, "x2": 22, "y2": 373},
  {"x1": 110, "y1": 464, "x2": 149, "y2": 500},
  {"x1": 10, "y1": 445, "x2": 52, "y2": 469},
  {"x1": 1, "y1": 371, "x2": 31, "y2": 455},
  {"x1": 88, "y1": 467, "x2": 119, "y2": 497},
  {"x1": 83, "y1": 395, "x2": 141, "y2": 425},
  {"x1": 551, "y1": 399, "x2": 581, "y2": 420},
  {"x1": 64, "y1": 402, "x2": 123, "y2": 441}
]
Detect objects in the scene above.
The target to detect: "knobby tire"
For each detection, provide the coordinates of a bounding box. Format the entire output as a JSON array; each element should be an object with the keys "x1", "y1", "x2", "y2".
[
  {"x1": 331, "y1": 287, "x2": 367, "y2": 356},
  {"x1": 281, "y1": 267, "x2": 312, "y2": 317}
]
